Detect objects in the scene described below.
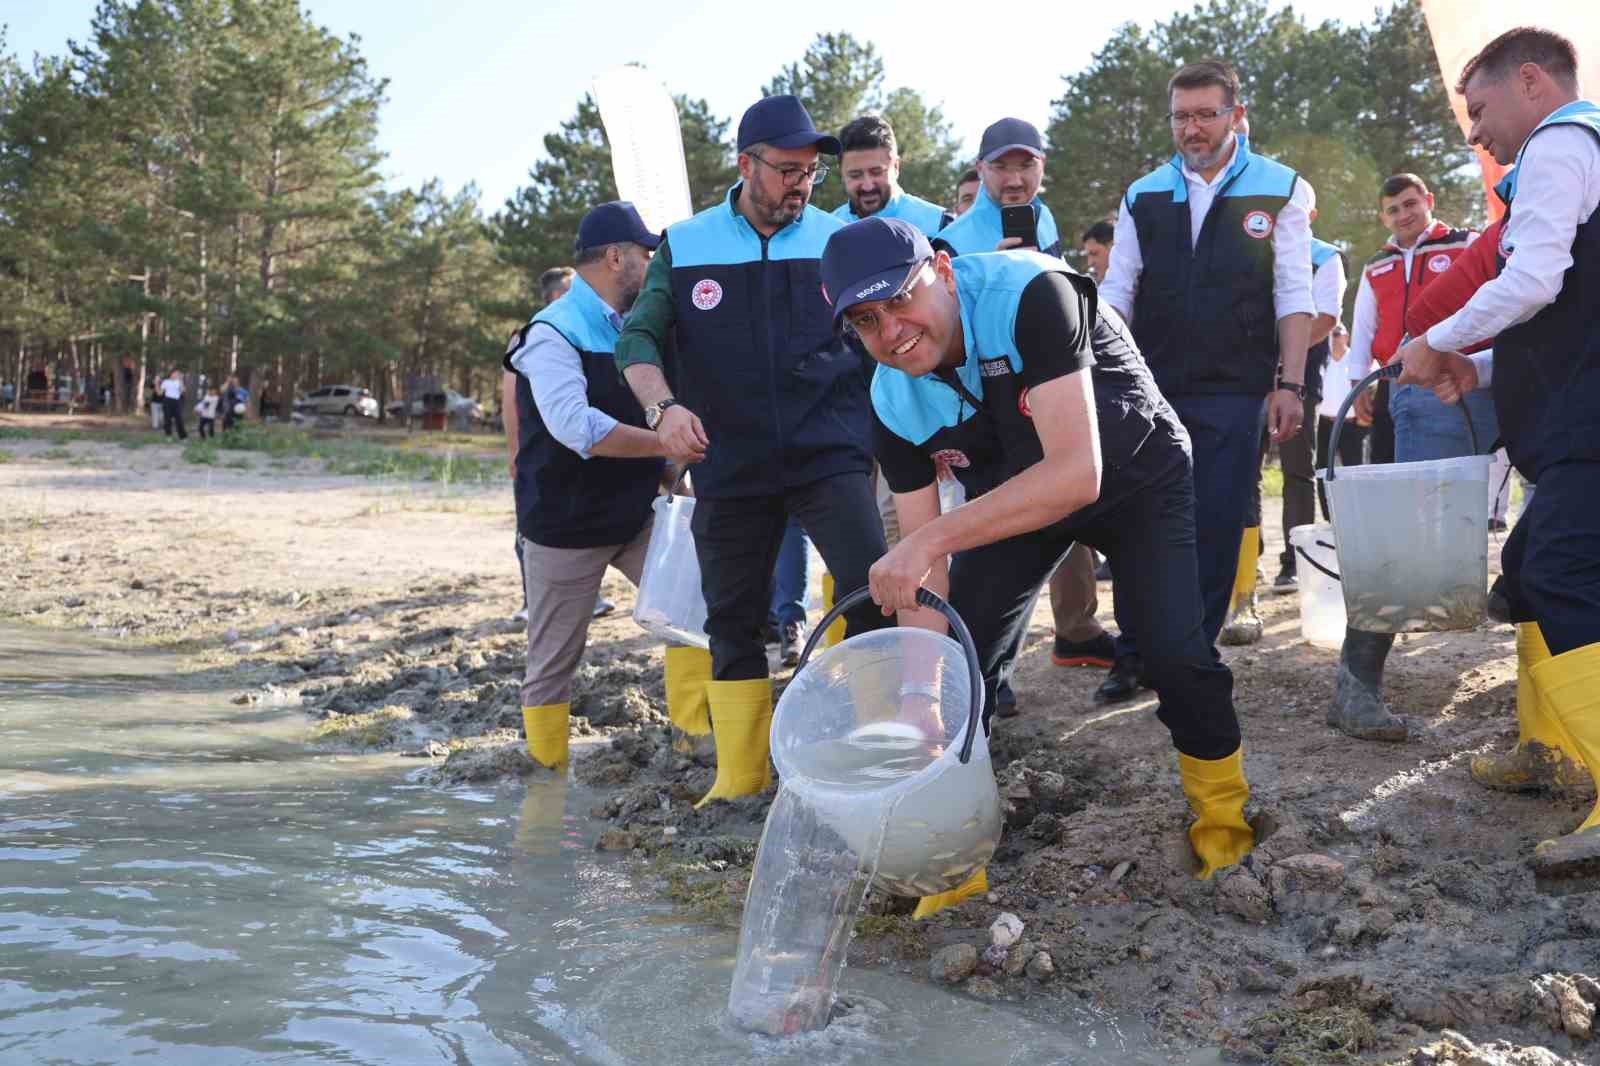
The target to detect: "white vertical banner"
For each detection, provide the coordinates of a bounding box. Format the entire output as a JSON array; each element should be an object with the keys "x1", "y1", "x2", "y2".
[
  {"x1": 1419, "y1": 1, "x2": 1600, "y2": 219},
  {"x1": 593, "y1": 65, "x2": 695, "y2": 235}
]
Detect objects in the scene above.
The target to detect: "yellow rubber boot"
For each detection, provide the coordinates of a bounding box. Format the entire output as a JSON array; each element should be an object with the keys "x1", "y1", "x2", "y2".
[
  {"x1": 1471, "y1": 623, "x2": 1591, "y2": 793},
  {"x1": 523, "y1": 703, "x2": 569, "y2": 769},
  {"x1": 695, "y1": 679, "x2": 774, "y2": 809},
  {"x1": 1219, "y1": 529, "x2": 1263, "y2": 646},
  {"x1": 821, "y1": 572, "x2": 847, "y2": 648},
  {"x1": 912, "y1": 867, "x2": 988, "y2": 919},
  {"x1": 1533, "y1": 643, "x2": 1600, "y2": 833},
  {"x1": 1529, "y1": 643, "x2": 1600, "y2": 882},
  {"x1": 664, "y1": 645, "x2": 712, "y2": 736},
  {"x1": 1178, "y1": 748, "x2": 1254, "y2": 879}
]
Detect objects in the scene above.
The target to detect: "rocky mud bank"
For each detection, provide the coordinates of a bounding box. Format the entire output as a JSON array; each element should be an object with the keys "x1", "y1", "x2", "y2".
[{"x1": 2, "y1": 433, "x2": 1593, "y2": 1064}]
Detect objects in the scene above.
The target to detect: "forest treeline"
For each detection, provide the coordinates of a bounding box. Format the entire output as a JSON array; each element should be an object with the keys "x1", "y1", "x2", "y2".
[{"x1": 1, "y1": 0, "x2": 1471, "y2": 416}]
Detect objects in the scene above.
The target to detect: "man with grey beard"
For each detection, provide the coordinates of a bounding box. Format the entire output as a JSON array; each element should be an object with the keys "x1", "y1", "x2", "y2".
[{"x1": 1100, "y1": 58, "x2": 1313, "y2": 702}]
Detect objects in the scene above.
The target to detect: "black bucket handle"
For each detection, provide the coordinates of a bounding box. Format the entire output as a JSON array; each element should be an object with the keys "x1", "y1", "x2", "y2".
[
  {"x1": 1324, "y1": 359, "x2": 1478, "y2": 483},
  {"x1": 1293, "y1": 539, "x2": 1342, "y2": 582},
  {"x1": 794, "y1": 586, "x2": 986, "y2": 766}
]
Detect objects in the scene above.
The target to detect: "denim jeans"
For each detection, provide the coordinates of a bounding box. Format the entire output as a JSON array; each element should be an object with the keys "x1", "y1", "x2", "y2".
[
  {"x1": 767, "y1": 517, "x2": 811, "y2": 628},
  {"x1": 1389, "y1": 383, "x2": 1499, "y2": 463}
]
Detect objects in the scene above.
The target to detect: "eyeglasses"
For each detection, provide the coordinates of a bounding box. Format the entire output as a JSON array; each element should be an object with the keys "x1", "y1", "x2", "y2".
[
  {"x1": 842, "y1": 260, "x2": 935, "y2": 338},
  {"x1": 1167, "y1": 106, "x2": 1236, "y2": 129},
  {"x1": 747, "y1": 152, "x2": 828, "y2": 188}
]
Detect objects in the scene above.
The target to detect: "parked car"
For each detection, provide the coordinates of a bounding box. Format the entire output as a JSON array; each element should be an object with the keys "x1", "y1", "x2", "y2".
[
  {"x1": 294, "y1": 385, "x2": 378, "y2": 417},
  {"x1": 385, "y1": 389, "x2": 484, "y2": 421}
]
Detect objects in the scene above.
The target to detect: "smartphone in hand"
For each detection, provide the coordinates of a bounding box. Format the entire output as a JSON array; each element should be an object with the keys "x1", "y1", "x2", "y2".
[{"x1": 1000, "y1": 204, "x2": 1038, "y2": 249}]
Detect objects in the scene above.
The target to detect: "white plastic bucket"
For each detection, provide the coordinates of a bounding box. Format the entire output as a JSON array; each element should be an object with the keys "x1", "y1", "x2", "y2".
[
  {"x1": 631, "y1": 489, "x2": 707, "y2": 648},
  {"x1": 1289, "y1": 523, "x2": 1344, "y2": 649},
  {"x1": 769, "y1": 625, "x2": 1000, "y2": 896},
  {"x1": 1321, "y1": 454, "x2": 1490, "y2": 632}
]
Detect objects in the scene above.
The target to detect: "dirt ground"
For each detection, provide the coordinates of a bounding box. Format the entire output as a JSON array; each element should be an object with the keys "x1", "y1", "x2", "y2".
[{"x1": 2, "y1": 414, "x2": 1595, "y2": 1066}]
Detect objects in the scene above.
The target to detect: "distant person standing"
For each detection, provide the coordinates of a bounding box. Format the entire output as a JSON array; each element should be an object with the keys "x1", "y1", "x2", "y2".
[
  {"x1": 941, "y1": 167, "x2": 981, "y2": 230},
  {"x1": 222, "y1": 376, "x2": 246, "y2": 433},
  {"x1": 159, "y1": 369, "x2": 188, "y2": 440},
  {"x1": 195, "y1": 389, "x2": 219, "y2": 439}
]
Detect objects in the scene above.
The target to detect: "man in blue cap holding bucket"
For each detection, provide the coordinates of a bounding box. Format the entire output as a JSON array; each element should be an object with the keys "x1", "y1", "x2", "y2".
[
  {"x1": 819, "y1": 216, "x2": 1255, "y2": 915},
  {"x1": 616, "y1": 95, "x2": 893, "y2": 808}
]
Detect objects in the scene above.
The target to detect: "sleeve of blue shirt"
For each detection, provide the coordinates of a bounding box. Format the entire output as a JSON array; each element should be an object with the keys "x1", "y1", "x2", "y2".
[{"x1": 510, "y1": 323, "x2": 618, "y2": 460}]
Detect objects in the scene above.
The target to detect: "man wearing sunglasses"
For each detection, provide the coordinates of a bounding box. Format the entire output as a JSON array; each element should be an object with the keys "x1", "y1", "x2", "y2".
[
  {"x1": 615, "y1": 95, "x2": 891, "y2": 809},
  {"x1": 1099, "y1": 59, "x2": 1314, "y2": 700},
  {"x1": 822, "y1": 217, "x2": 1255, "y2": 914}
]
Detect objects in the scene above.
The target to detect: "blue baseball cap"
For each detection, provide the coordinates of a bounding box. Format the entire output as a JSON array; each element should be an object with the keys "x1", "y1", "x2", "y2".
[
  {"x1": 575, "y1": 201, "x2": 662, "y2": 253},
  {"x1": 820, "y1": 217, "x2": 933, "y2": 331},
  {"x1": 978, "y1": 117, "x2": 1045, "y2": 162},
  {"x1": 737, "y1": 94, "x2": 842, "y2": 155}
]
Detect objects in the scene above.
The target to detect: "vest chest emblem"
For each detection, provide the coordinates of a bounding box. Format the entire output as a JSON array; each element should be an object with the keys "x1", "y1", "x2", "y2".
[
  {"x1": 1427, "y1": 253, "x2": 1452, "y2": 274},
  {"x1": 1242, "y1": 211, "x2": 1274, "y2": 239},
  {"x1": 691, "y1": 278, "x2": 723, "y2": 311}
]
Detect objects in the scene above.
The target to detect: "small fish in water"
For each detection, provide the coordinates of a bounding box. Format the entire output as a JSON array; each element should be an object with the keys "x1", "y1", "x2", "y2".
[{"x1": 1377, "y1": 605, "x2": 1405, "y2": 618}]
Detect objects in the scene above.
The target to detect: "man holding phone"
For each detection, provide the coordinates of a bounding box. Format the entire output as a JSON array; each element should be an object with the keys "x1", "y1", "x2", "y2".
[
  {"x1": 1100, "y1": 59, "x2": 1313, "y2": 701},
  {"x1": 933, "y1": 117, "x2": 1118, "y2": 708}
]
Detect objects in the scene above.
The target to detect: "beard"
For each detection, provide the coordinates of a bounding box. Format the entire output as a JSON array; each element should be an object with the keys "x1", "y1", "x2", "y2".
[
  {"x1": 1179, "y1": 128, "x2": 1233, "y2": 171},
  {"x1": 850, "y1": 186, "x2": 887, "y2": 216},
  {"x1": 750, "y1": 179, "x2": 806, "y2": 227}
]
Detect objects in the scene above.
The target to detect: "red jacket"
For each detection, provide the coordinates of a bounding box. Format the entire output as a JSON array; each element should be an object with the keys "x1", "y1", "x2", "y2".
[
  {"x1": 1402, "y1": 218, "x2": 1503, "y2": 353},
  {"x1": 1363, "y1": 219, "x2": 1475, "y2": 364}
]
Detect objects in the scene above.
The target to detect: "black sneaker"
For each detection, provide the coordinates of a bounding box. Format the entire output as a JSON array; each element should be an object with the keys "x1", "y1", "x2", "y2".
[
  {"x1": 779, "y1": 620, "x2": 807, "y2": 668},
  {"x1": 1271, "y1": 566, "x2": 1298, "y2": 595},
  {"x1": 995, "y1": 679, "x2": 1019, "y2": 718},
  {"x1": 1052, "y1": 631, "x2": 1116, "y2": 668},
  {"x1": 1094, "y1": 657, "x2": 1144, "y2": 704}
]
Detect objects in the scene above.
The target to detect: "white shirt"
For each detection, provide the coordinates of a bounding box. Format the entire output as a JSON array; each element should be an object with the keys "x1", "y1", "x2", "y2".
[
  {"x1": 1312, "y1": 251, "x2": 1346, "y2": 321},
  {"x1": 195, "y1": 395, "x2": 218, "y2": 418},
  {"x1": 1346, "y1": 232, "x2": 1481, "y2": 387},
  {"x1": 159, "y1": 378, "x2": 183, "y2": 400},
  {"x1": 509, "y1": 308, "x2": 626, "y2": 460},
  {"x1": 1101, "y1": 137, "x2": 1317, "y2": 325},
  {"x1": 1428, "y1": 121, "x2": 1600, "y2": 389},
  {"x1": 1317, "y1": 335, "x2": 1354, "y2": 421}
]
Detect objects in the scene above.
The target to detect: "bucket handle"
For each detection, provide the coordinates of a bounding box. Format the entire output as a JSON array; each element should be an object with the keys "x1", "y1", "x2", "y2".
[
  {"x1": 795, "y1": 586, "x2": 986, "y2": 766},
  {"x1": 1293, "y1": 540, "x2": 1342, "y2": 582},
  {"x1": 1325, "y1": 359, "x2": 1478, "y2": 483}
]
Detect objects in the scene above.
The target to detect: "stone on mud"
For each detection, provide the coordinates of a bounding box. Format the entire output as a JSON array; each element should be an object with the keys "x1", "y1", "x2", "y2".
[
  {"x1": 418, "y1": 734, "x2": 544, "y2": 785},
  {"x1": 930, "y1": 943, "x2": 978, "y2": 984},
  {"x1": 990, "y1": 912, "x2": 1024, "y2": 949},
  {"x1": 1269, "y1": 853, "x2": 1347, "y2": 916},
  {"x1": 1217, "y1": 866, "x2": 1273, "y2": 923},
  {"x1": 1025, "y1": 951, "x2": 1056, "y2": 982},
  {"x1": 596, "y1": 830, "x2": 639, "y2": 852}
]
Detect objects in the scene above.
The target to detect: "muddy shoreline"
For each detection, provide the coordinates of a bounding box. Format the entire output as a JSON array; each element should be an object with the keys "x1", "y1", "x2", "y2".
[{"x1": 2, "y1": 421, "x2": 1594, "y2": 1065}]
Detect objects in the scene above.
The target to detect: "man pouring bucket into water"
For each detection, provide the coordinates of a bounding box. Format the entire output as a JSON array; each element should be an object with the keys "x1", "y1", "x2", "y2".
[{"x1": 819, "y1": 216, "x2": 1258, "y2": 915}]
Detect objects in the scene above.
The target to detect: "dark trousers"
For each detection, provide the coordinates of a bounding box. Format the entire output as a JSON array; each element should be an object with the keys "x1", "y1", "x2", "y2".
[
  {"x1": 1116, "y1": 393, "x2": 1265, "y2": 656},
  {"x1": 693, "y1": 471, "x2": 890, "y2": 681},
  {"x1": 1277, "y1": 395, "x2": 1318, "y2": 569},
  {"x1": 198, "y1": 417, "x2": 216, "y2": 439},
  {"x1": 952, "y1": 451, "x2": 1239, "y2": 759},
  {"x1": 161, "y1": 397, "x2": 187, "y2": 439},
  {"x1": 1500, "y1": 460, "x2": 1600, "y2": 656},
  {"x1": 1314, "y1": 415, "x2": 1366, "y2": 521},
  {"x1": 1367, "y1": 378, "x2": 1395, "y2": 464}
]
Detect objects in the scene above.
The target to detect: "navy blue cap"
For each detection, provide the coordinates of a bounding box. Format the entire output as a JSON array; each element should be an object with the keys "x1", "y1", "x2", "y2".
[
  {"x1": 820, "y1": 217, "x2": 933, "y2": 330},
  {"x1": 574, "y1": 201, "x2": 661, "y2": 253},
  {"x1": 737, "y1": 94, "x2": 842, "y2": 155},
  {"x1": 978, "y1": 117, "x2": 1045, "y2": 162}
]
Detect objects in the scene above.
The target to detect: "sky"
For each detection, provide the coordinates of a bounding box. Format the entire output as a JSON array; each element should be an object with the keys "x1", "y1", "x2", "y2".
[{"x1": 5, "y1": 0, "x2": 1357, "y2": 214}]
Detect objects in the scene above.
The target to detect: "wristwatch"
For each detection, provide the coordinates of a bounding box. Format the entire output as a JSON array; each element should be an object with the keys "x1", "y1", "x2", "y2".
[
  {"x1": 1275, "y1": 376, "x2": 1306, "y2": 401},
  {"x1": 644, "y1": 398, "x2": 679, "y2": 430}
]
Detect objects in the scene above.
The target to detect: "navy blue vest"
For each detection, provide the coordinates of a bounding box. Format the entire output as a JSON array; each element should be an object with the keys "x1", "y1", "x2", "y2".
[
  {"x1": 1493, "y1": 101, "x2": 1600, "y2": 479},
  {"x1": 504, "y1": 275, "x2": 662, "y2": 548},
  {"x1": 933, "y1": 187, "x2": 1063, "y2": 258},
  {"x1": 872, "y1": 252, "x2": 1166, "y2": 504},
  {"x1": 667, "y1": 184, "x2": 871, "y2": 499},
  {"x1": 1125, "y1": 135, "x2": 1298, "y2": 396}
]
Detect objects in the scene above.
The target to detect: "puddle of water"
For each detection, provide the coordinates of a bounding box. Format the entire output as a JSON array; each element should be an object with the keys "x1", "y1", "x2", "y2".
[{"x1": 0, "y1": 625, "x2": 1182, "y2": 1064}]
